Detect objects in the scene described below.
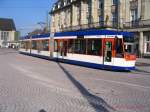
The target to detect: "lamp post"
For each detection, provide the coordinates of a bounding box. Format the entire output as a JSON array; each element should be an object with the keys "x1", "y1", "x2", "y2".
[{"x1": 117, "y1": 0, "x2": 121, "y2": 31}]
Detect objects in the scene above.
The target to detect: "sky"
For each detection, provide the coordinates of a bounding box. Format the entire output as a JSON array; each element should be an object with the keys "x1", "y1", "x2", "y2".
[{"x1": 0, "y1": 0, "x2": 56, "y2": 36}]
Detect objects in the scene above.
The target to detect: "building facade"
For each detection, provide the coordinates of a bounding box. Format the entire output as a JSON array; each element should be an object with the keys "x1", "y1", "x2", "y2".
[
  {"x1": 50, "y1": 0, "x2": 150, "y2": 57},
  {"x1": 123, "y1": 0, "x2": 150, "y2": 57},
  {"x1": 50, "y1": 0, "x2": 126, "y2": 32},
  {"x1": 0, "y1": 18, "x2": 17, "y2": 48}
]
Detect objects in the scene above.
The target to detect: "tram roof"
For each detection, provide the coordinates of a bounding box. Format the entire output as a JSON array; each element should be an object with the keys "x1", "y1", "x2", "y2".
[
  {"x1": 20, "y1": 29, "x2": 134, "y2": 40},
  {"x1": 54, "y1": 29, "x2": 134, "y2": 38},
  {"x1": 32, "y1": 33, "x2": 50, "y2": 39},
  {"x1": 21, "y1": 33, "x2": 50, "y2": 40}
]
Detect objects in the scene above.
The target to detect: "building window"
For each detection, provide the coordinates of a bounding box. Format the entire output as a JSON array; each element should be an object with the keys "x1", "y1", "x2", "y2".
[
  {"x1": 1, "y1": 32, "x2": 9, "y2": 40},
  {"x1": 146, "y1": 43, "x2": 150, "y2": 53},
  {"x1": 76, "y1": 3, "x2": 81, "y2": 25},
  {"x1": 131, "y1": 8, "x2": 138, "y2": 26},
  {"x1": 99, "y1": 1, "x2": 103, "y2": 9},
  {"x1": 87, "y1": 0, "x2": 92, "y2": 24},
  {"x1": 67, "y1": 0, "x2": 71, "y2": 4},
  {"x1": 146, "y1": 36, "x2": 150, "y2": 41},
  {"x1": 87, "y1": 39, "x2": 102, "y2": 56},
  {"x1": 112, "y1": 13, "x2": 117, "y2": 27},
  {"x1": 112, "y1": 0, "x2": 117, "y2": 5},
  {"x1": 145, "y1": 35, "x2": 150, "y2": 53}
]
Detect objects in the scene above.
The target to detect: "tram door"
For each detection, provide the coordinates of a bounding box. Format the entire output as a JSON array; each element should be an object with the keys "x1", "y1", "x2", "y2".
[
  {"x1": 103, "y1": 38, "x2": 115, "y2": 65},
  {"x1": 63, "y1": 40, "x2": 67, "y2": 56}
]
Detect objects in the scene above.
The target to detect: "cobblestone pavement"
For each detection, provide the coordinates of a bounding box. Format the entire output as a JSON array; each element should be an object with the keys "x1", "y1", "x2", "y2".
[{"x1": 0, "y1": 48, "x2": 150, "y2": 112}]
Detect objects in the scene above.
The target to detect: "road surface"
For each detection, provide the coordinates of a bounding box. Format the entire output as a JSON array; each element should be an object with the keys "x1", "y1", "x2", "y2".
[{"x1": 0, "y1": 48, "x2": 150, "y2": 112}]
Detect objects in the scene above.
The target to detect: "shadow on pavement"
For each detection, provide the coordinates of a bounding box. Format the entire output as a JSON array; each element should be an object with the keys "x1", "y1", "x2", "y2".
[
  {"x1": 0, "y1": 51, "x2": 17, "y2": 55},
  {"x1": 0, "y1": 48, "x2": 17, "y2": 55},
  {"x1": 133, "y1": 68, "x2": 150, "y2": 75},
  {"x1": 39, "y1": 109, "x2": 47, "y2": 112},
  {"x1": 57, "y1": 62, "x2": 116, "y2": 112},
  {"x1": 136, "y1": 62, "x2": 150, "y2": 67}
]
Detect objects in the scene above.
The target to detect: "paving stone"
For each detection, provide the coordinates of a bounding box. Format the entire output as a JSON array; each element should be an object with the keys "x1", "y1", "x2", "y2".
[{"x1": 0, "y1": 48, "x2": 150, "y2": 112}]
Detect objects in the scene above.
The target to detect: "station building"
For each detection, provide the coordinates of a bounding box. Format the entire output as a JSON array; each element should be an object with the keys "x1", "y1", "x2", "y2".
[
  {"x1": 123, "y1": 0, "x2": 150, "y2": 57},
  {"x1": 50, "y1": 0, "x2": 150, "y2": 57},
  {"x1": 0, "y1": 18, "x2": 18, "y2": 48}
]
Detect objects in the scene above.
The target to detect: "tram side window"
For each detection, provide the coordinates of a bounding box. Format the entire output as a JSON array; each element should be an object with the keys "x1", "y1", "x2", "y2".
[
  {"x1": 116, "y1": 39, "x2": 124, "y2": 57},
  {"x1": 26, "y1": 41, "x2": 30, "y2": 50},
  {"x1": 42, "y1": 40, "x2": 49, "y2": 51},
  {"x1": 68, "y1": 39, "x2": 74, "y2": 53},
  {"x1": 87, "y1": 39, "x2": 102, "y2": 56},
  {"x1": 54, "y1": 40, "x2": 58, "y2": 52},
  {"x1": 32, "y1": 40, "x2": 37, "y2": 50},
  {"x1": 37, "y1": 41, "x2": 42, "y2": 52},
  {"x1": 21, "y1": 42, "x2": 25, "y2": 49},
  {"x1": 74, "y1": 39, "x2": 86, "y2": 54}
]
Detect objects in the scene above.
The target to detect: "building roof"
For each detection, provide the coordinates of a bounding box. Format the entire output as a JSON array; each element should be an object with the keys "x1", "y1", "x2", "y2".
[{"x1": 0, "y1": 18, "x2": 16, "y2": 31}]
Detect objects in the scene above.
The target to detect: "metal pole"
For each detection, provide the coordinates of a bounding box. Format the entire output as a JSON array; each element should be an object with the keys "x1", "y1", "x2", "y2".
[
  {"x1": 30, "y1": 36, "x2": 32, "y2": 54},
  {"x1": 117, "y1": 0, "x2": 121, "y2": 31}
]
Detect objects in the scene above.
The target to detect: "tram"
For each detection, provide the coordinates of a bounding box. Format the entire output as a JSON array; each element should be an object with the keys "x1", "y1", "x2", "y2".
[{"x1": 19, "y1": 29, "x2": 136, "y2": 71}]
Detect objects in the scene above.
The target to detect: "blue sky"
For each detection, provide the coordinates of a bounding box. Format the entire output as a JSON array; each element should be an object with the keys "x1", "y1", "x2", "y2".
[{"x1": 0, "y1": 0, "x2": 56, "y2": 36}]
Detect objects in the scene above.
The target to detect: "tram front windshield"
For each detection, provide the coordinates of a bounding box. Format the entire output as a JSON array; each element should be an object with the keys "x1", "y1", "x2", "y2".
[{"x1": 123, "y1": 37, "x2": 135, "y2": 54}]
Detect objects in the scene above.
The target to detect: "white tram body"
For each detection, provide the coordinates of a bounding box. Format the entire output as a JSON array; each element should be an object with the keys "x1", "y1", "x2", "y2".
[{"x1": 19, "y1": 29, "x2": 136, "y2": 71}]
